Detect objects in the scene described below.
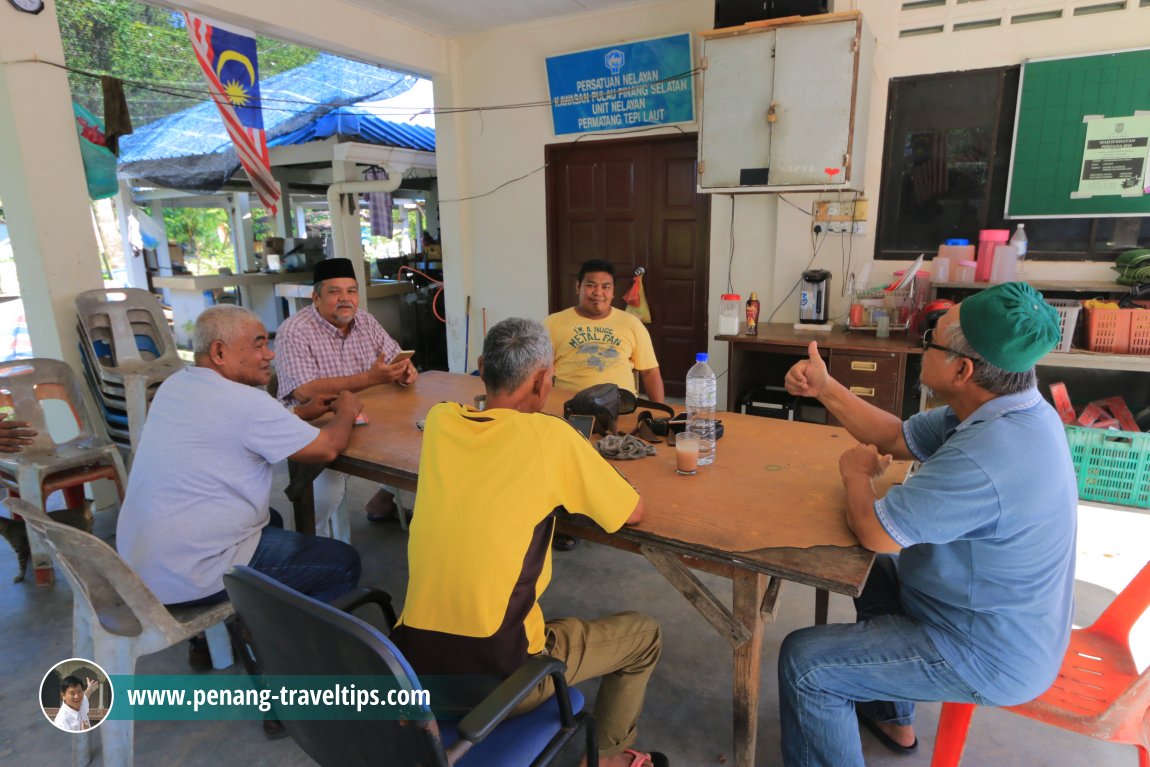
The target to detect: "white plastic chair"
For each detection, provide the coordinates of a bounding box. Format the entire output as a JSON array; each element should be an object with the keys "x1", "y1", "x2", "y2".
[
  {"x1": 9, "y1": 497, "x2": 234, "y2": 767},
  {"x1": 0, "y1": 358, "x2": 128, "y2": 584}
]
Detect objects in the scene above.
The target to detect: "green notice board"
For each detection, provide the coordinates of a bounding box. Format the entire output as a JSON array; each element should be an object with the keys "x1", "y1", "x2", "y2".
[{"x1": 1007, "y1": 47, "x2": 1150, "y2": 218}]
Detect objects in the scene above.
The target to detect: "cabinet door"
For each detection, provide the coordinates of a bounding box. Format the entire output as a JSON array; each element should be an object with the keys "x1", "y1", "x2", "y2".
[
  {"x1": 769, "y1": 21, "x2": 859, "y2": 186},
  {"x1": 698, "y1": 30, "x2": 776, "y2": 189}
]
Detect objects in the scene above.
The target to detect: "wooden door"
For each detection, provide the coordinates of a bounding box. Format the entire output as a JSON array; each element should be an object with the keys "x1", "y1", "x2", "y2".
[{"x1": 546, "y1": 134, "x2": 709, "y2": 398}]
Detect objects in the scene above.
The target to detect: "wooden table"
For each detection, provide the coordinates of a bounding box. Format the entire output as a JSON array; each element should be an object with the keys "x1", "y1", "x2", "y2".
[{"x1": 291, "y1": 371, "x2": 885, "y2": 767}]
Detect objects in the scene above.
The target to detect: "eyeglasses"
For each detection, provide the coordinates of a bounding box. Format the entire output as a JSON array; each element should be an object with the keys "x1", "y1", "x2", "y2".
[{"x1": 921, "y1": 328, "x2": 982, "y2": 366}]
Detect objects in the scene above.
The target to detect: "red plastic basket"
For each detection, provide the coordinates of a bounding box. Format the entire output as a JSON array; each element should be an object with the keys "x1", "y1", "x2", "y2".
[{"x1": 1083, "y1": 300, "x2": 1150, "y2": 354}]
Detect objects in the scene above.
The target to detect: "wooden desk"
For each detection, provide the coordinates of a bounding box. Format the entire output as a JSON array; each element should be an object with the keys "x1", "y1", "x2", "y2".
[
  {"x1": 718, "y1": 323, "x2": 923, "y2": 424},
  {"x1": 292, "y1": 371, "x2": 884, "y2": 767}
]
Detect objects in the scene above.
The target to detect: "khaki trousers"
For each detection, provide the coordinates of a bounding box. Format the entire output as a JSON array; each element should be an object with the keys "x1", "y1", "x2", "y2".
[{"x1": 512, "y1": 611, "x2": 662, "y2": 757}]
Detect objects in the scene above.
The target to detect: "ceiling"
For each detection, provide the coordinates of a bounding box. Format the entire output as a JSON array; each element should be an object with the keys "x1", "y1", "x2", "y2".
[{"x1": 345, "y1": 0, "x2": 654, "y2": 37}]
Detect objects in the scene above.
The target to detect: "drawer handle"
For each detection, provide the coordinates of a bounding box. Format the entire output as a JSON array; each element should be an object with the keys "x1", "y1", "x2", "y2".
[
  {"x1": 851, "y1": 361, "x2": 878, "y2": 372},
  {"x1": 849, "y1": 386, "x2": 876, "y2": 398}
]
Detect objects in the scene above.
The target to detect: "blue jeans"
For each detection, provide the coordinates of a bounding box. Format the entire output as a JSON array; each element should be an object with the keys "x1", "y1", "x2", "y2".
[
  {"x1": 777, "y1": 555, "x2": 985, "y2": 767},
  {"x1": 169, "y1": 510, "x2": 361, "y2": 607}
]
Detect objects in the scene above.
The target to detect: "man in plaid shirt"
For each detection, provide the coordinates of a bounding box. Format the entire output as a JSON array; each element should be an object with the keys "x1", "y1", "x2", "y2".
[{"x1": 275, "y1": 258, "x2": 417, "y2": 529}]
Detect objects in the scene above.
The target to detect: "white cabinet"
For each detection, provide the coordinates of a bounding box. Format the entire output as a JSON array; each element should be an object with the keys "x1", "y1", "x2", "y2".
[{"x1": 697, "y1": 12, "x2": 874, "y2": 193}]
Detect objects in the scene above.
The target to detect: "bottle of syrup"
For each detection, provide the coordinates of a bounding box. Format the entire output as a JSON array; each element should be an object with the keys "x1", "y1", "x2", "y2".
[{"x1": 745, "y1": 292, "x2": 760, "y2": 335}]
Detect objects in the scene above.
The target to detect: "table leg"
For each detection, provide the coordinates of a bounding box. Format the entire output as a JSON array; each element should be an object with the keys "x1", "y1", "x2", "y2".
[
  {"x1": 287, "y1": 461, "x2": 317, "y2": 533},
  {"x1": 815, "y1": 588, "x2": 830, "y2": 625},
  {"x1": 732, "y1": 570, "x2": 767, "y2": 767}
]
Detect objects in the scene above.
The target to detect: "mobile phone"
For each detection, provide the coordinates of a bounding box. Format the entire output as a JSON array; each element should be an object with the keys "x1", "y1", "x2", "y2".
[
  {"x1": 568, "y1": 414, "x2": 596, "y2": 441},
  {"x1": 391, "y1": 350, "x2": 415, "y2": 364}
]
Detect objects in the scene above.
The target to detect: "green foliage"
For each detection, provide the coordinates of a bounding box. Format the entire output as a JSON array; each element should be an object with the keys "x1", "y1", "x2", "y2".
[
  {"x1": 161, "y1": 208, "x2": 236, "y2": 275},
  {"x1": 57, "y1": 0, "x2": 319, "y2": 125}
]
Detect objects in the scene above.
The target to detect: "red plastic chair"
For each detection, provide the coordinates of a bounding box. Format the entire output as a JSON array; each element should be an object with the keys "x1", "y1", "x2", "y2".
[{"x1": 931, "y1": 558, "x2": 1150, "y2": 767}]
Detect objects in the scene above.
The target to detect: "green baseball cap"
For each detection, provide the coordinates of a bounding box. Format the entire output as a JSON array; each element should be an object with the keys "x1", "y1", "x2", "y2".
[{"x1": 960, "y1": 282, "x2": 1061, "y2": 372}]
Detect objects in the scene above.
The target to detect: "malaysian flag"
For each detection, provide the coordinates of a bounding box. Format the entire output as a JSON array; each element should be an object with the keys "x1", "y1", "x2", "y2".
[{"x1": 184, "y1": 13, "x2": 281, "y2": 213}]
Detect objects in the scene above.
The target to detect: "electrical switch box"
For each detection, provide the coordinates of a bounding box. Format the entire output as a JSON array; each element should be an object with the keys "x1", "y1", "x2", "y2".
[{"x1": 698, "y1": 12, "x2": 874, "y2": 193}]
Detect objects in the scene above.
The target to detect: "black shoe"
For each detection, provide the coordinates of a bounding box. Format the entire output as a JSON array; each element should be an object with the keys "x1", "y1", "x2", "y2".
[
  {"x1": 552, "y1": 533, "x2": 579, "y2": 551},
  {"x1": 188, "y1": 635, "x2": 212, "y2": 671}
]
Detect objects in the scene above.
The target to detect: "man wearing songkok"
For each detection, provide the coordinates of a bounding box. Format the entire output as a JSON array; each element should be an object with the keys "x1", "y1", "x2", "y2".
[
  {"x1": 274, "y1": 257, "x2": 417, "y2": 529},
  {"x1": 778, "y1": 282, "x2": 1077, "y2": 766}
]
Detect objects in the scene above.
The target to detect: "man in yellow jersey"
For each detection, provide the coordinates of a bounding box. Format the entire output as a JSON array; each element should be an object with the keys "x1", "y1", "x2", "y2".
[
  {"x1": 391, "y1": 317, "x2": 667, "y2": 767},
  {"x1": 545, "y1": 259, "x2": 664, "y2": 551}
]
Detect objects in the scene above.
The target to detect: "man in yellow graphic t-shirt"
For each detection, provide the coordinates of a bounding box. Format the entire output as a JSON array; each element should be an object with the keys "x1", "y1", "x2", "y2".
[{"x1": 545, "y1": 259, "x2": 665, "y2": 403}]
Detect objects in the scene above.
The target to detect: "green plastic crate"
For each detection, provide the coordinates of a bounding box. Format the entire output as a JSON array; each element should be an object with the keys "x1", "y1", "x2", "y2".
[{"x1": 1064, "y1": 425, "x2": 1150, "y2": 509}]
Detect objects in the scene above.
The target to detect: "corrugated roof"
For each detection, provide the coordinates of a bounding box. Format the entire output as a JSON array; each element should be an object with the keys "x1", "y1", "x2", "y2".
[
  {"x1": 269, "y1": 105, "x2": 435, "y2": 152},
  {"x1": 118, "y1": 53, "x2": 430, "y2": 192}
]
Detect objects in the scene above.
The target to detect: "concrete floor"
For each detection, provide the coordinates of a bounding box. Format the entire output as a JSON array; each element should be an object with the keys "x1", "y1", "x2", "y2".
[{"x1": 1, "y1": 472, "x2": 1146, "y2": 767}]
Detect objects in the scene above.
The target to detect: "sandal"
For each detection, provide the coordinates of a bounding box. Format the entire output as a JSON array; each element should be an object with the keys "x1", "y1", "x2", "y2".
[
  {"x1": 622, "y1": 749, "x2": 670, "y2": 767},
  {"x1": 856, "y1": 710, "x2": 918, "y2": 755}
]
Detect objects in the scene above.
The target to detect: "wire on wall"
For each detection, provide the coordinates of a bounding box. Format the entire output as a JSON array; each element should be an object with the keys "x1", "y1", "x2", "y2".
[{"x1": 726, "y1": 195, "x2": 736, "y2": 293}]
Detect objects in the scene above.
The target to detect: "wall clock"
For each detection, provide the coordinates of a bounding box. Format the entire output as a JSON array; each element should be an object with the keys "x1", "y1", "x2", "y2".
[{"x1": 8, "y1": 0, "x2": 45, "y2": 14}]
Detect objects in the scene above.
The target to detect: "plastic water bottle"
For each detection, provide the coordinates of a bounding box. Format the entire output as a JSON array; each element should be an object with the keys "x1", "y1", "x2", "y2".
[
  {"x1": 685, "y1": 352, "x2": 717, "y2": 466},
  {"x1": 1009, "y1": 224, "x2": 1028, "y2": 274}
]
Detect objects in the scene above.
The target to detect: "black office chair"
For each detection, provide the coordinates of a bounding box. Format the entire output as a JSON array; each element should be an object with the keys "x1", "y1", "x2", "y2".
[{"x1": 223, "y1": 566, "x2": 596, "y2": 766}]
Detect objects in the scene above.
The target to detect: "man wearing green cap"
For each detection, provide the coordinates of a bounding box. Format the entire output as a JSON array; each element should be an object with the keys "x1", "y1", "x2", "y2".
[{"x1": 778, "y1": 282, "x2": 1077, "y2": 767}]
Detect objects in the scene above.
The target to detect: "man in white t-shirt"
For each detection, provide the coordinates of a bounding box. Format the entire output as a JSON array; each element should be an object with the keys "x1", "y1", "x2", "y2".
[
  {"x1": 52, "y1": 675, "x2": 98, "y2": 732},
  {"x1": 117, "y1": 305, "x2": 363, "y2": 608}
]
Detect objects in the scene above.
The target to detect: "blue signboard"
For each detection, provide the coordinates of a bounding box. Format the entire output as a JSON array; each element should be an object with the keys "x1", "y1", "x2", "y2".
[{"x1": 545, "y1": 34, "x2": 694, "y2": 136}]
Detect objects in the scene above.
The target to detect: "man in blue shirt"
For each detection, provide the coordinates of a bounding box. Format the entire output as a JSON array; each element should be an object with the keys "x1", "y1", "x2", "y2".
[{"x1": 779, "y1": 282, "x2": 1077, "y2": 767}]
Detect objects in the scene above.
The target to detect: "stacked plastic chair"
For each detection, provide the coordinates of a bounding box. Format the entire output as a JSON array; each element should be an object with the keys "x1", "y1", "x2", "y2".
[{"x1": 75, "y1": 289, "x2": 184, "y2": 452}]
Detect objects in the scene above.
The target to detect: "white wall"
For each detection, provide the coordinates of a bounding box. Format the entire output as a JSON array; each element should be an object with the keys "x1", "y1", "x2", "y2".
[
  {"x1": 443, "y1": 0, "x2": 1150, "y2": 388},
  {"x1": 438, "y1": 0, "x2": 715, "y2": 373}
]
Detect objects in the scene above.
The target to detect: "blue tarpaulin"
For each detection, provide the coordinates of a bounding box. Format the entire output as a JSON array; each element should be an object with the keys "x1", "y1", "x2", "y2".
[{"x1": 118, "y1": 54, "x2": 430, "y2": 193}]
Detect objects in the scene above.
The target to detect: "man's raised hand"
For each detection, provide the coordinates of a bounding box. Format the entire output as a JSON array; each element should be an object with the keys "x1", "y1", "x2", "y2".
[{"x1": 784, "y1": 341, "x2": 830, "y2": 398}]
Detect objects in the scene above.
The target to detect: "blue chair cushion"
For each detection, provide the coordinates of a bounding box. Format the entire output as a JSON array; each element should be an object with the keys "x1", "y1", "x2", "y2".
[{"x1": 440, "y1": 687, "x2": 585, "y2": 766}]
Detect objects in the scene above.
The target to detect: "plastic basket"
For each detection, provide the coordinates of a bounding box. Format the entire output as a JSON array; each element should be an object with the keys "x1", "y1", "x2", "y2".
[
  {"x1": 1045, "y1": 299, "x2": 1081, "y2": 353},
  {"x1": 1084, "y1": 300, "x2": 1150, "y2": 354},
  {"x1": 1064, "y1": 425, "x2": 1150, "y2": 509}
]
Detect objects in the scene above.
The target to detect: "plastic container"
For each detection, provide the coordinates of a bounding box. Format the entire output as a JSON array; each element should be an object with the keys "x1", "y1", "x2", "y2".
[
  {"x1": 936, "y1": 239, "x2": 973, "y2": 283},
  {"x1": 719, "y1": 294, "x2": 741, "y2": 336},
  {"x1": 955, "y1": 259, "x2": 977, "y2": 283},
  {"x1": 1045, "y1": 299, "x2": 1082, "y2": 353},
  {"x1": 685, "y1": 353, "x2": 717, "y2": 466},
  {"x1": 932, "y1": 256, "x2": 951, "y2": 282},
  {"x1": 1084, "y1": 300, "x2": 1150, "y2": 354},
  {"x1": 874, "y1": 309, "x2": 891, "y2": 339},
  {"x1": 991, "y1": 244, "x2": 1018, "y2": 283},
  {"x1": 975, "y1": 229, "x2": 1010, "y2": 283},
  {"x1": 1064, "y1": 424, "x2": 1150, "y2": 509}
]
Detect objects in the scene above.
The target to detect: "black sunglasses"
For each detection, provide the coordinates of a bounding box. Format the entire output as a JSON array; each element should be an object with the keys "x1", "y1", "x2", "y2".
[{"x1": 921, "y1": 328, "x2": 982, "y2": 365}]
